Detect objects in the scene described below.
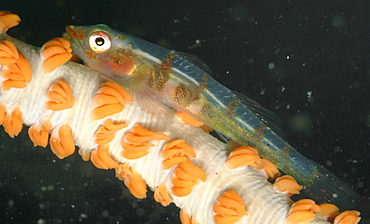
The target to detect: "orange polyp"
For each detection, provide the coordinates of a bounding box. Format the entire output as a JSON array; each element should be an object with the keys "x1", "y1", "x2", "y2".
[
  {"x1": 258, "y1": 158, "x2": 280, "y2": 179},
  {"x1": 95, "y1": 130, "x2": 115, "y2": 140},
  {"x1": 179, "y1": 209, "x2": 201, "y2": 224},
  {"x1": 173, "y1": 166, "x2": 197, "y2": 181},
  {"x1": 223, "y1": 190, "x2": 246, "y2": 214},
  {"x1": 162, "y1": 156, "x2": 187, "y2": 170},
  {"x1": 226, "y1": 153, "x2": 260, "y2": 169},
  {"x1": 116, "y1": 163, "x2": 147, "y2": 199},
  {"x1": 229, "y1": 146, "x2": 258, "y2": 156},
  {"x1": 41, "y1": 37, "x2": 72, "y2": 74},
  {"x1": 172, "y1": 186, "x2": 194, "y2": 197},
  {"x1": 94, "y1": 119, "x2": 128, "y2": 145},
  {"x1": 273, "y1": 175, "x2": 303, "y2": 197},
  {"x1": 171, "y1": 159, "x2": 206, "y2": 197},
  {"x1": 226, "y1": 146, "x2": 261, "y2": 169},
  {"x1": 286, "y1": 210, "x2": 316, "y2": 224},
  {"x1": 334, "y1": 210, "x2": 361, "y2": 224},
  {"x1": 121, "y1": 124, "x2": 170, "y2": 160},
  {"x1": 116, "y1": 163, "x2": 132, "y2": 180},
  {"x1": 97, "y1": 144, "x2": 119, "y2": 168},
  {"x1": 163, "y1": 139, "x2": 186, "y2": 150},
  {"x1": 3, "y1": 40, "x2": 19, "y2": 58},
  {"x1": 175, "y1": 111, "x2": 204, "y2": 127},
  {"x1": 1, "y1": 53, "x2": 32, "y2": 84},
  {"x1": 28, "y1": 121, "x2": 52, "y2": 147},
  {"x1": 121, "y1": 149, "x2": 149, "y2": 160},
  {"x1": 214, "y1": 204, "x2": 238, "y2": 216},
  {"x1": 90, "y1": 150, "x2": 110, "y2": 170},
  {"x1": 0, "y1": 41, "x2": 32, "y2": 91},
  {"x1": 0, "y1": 57, "x2": 16, "y2": 65},
  {"x1": 59, "y1": 124, "x2": 75, "y2": 155},
  {"x1": 42, "y1": 37, "x2": 71, "y2": 50},
  {"x1": 93, "y1": 93, "x2": 120, "y2": 105},
  {"x1": 180, "y1": 209, "x2": 192, "y2": 224},
  {"x1": 17, "y1": 54, "x2": 32, "y2": 82},
  {"x1": 104, "y1": 118, "x2": 128, "y2": 130},
  {"x1": 49, "y1": 139, "x2": 68, "y2": 159},
  {"x1": 41, "y1": 45, "x2": 68, "y2": 59},
  {"x1": 41, "y1": 38, "x2": 71, "y2": 58},
  {"x1": 46, "y1": 79, "x2": 74, "y2": 111},
  {"x1": 0, "y1": 104, "x2": 6, "y2": 124},
  {"x1": 124, "y1": 131, "x2": 161, "y2": 143},
  {"x1": 217, "y1": 196, "x2": 241, "y2": 211},
  {"x1": 47, "y1": 91, "x2": 67, "y2": 104},
  {"x1": 45, "y1": 102, "x2": 70, "y2": 111},
  {"x1": 90, "y1": 145, "x2": 120, "y2": 170},
  {"x1": 2, "y1": 107, "x2": 22, "y2": 138},
  {"x1": 2, "y1": 80, "x2": 26, "y2": 91},
  {"x1": 162, "y1": 139, "x2": 196, "y2": 159},
  {"x1": 161, "y1": 147, "x2": 183, "y2": 159},
  {"x1": 171, "y1": 181, "x2": 193, "y2": 197},
  {"x1": 289, "y1": 199, "x2": 320, "y2": 213},
  {"x1": 103, "y1": 81, "x2": 134, "y2": 104},
  {"x1": 43, "y1": 53, "x2": 73, "y2": 74},
  {"x1": 317, "y1": 203, "x2": 339, "y2": 222},
  {"x1": 2, "y1": 65, "x2": 22, "y2": 80},
  {"x1": 171, "y1": 176, "x2": 197, "y2": 188},
  {"x1": 97, "y1": 87, "x2": 124, "y2": 103},
  {"x1": 154, "y1": 184, "x2": 173, "y2": 207},
  {"x1": 92, "y1": 81, "x2": 133, "y2": 120},
  {"x1": 178, "y1": 159, "x2": 206, "y2": 182},
  {"x1": 49, "y1": 81, "x2": 67, "y2": 97},
  {"x1": 286, "y1": 199, "x2": 320, "y2": 224},
  {"x1": 122, "y1": 140, "x2": 155, "y2": 150},
  {"x1": 162, "y1": 139, "x2": 196, "y2": 170},
  {"x1": 92, "y1": 104, "x2": 124, "y2": 121},
  {"x1": 0, "y1": 40, "x2": 19, "y2": 63},
  {"x1": 214, "y1": 215, "x2": 241, "y2": 224},
  {"x1": 124, "y1": 172, "x2": 147, "y2": 199},
  {"x1": 213, "y1": 190, "x2": 247, "y2": 224},
  {"x1": 124, "y1": 124, "x2": 170, "y2": 143},
  {"x1": 49, "y1": 124, "x2": 75, "y2": 159},
  {"x1": 78, "y1": 149, "x2": 91, "y2": 162},
  {"x1": 0, "y1": 12, "x2": 21, "y2": 33}
]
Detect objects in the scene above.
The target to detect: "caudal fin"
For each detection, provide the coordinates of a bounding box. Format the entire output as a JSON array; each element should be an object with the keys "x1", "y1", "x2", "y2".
[{"x1": 303, "y1": 163, "x2": 360, "y2": 210}]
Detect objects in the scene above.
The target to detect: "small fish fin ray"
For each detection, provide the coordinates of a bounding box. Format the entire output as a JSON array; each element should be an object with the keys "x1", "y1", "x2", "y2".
[
  {"x1": 211, "y1": 130, "x2": 233, "y2": 143},
  {"x1": 175, "y1": 52, "x2": 214, "y2": 76},
  {"x1": 303, "y1": 161, "x2": 360, "y2": 210},
  {"x1": 232, "y1": 91, "x2": 286, "y2": 139}
]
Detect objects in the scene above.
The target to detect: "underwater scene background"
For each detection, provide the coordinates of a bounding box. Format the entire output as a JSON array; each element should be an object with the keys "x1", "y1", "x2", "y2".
[{"x1": 0, "y1": 0, "x2": 369, "y2": 223}]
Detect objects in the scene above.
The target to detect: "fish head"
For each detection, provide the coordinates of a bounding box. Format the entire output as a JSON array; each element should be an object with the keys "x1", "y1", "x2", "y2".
[{"x1": 64, "y1": 24, "x2": 137, "y2": 78}]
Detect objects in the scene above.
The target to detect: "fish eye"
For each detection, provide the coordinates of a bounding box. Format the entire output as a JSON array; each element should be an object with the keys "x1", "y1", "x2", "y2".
[{"x1": 89, "y1": 31, "x2": 111, "y2": 53}]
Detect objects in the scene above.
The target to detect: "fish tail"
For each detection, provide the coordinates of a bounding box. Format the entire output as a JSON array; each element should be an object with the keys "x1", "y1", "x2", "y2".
[{"x1": 303, "y1": 161, "x2": 360, "y2": 210}]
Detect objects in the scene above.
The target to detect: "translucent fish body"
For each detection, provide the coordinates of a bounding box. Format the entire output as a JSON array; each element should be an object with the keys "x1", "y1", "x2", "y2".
[{"x1": 64, "y1": 25, "x2": 359, "y2": 208}]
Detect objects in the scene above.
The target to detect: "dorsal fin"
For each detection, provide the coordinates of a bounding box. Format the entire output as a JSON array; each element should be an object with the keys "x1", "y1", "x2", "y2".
[
  {"x1": 170, "y1": 52, "x2": 286, "y2": 140},
  {"x1": 175, "y1": 52, "x2": 214, "y2": 76},
  {"x1": 232, "y1": 91, "x2": 286, "y2": 139}
]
